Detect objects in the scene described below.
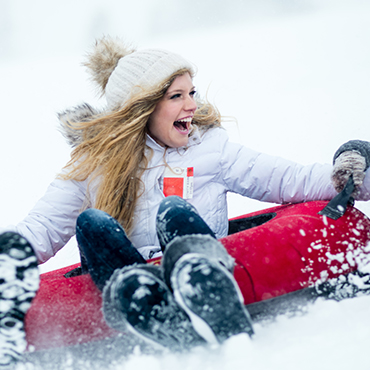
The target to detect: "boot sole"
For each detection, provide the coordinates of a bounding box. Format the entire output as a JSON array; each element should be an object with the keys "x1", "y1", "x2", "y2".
[
  {"x1": 104, "y1": 266, "x2": 202, "y2": 351},
  {"x1": 0, "y1": 232, "x2": 39, "y2": 366},
  {"x1": 171, "y1": 253, "x2": 254, "y2": 344}
]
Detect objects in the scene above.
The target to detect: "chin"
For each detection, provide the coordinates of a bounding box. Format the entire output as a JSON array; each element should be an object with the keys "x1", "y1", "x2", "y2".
[
  {"x1": 167, "y1": 138, "x2": 189, "y2": 148},
  {"x1": 174, "y1": 140, "x2": 189, "y2": 148}
]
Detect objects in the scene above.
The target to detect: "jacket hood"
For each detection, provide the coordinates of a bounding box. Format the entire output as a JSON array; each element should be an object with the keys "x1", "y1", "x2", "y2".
[
  {"x1": 58, "y1": 103, "x2": 101, "y2": 147},
  {"x1": 58, "y1": 103, "x2": 204, "y2": 149}
]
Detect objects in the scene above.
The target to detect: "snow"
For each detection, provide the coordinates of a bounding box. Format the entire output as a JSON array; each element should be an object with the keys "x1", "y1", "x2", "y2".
[{"x1": 1, "y1": 0, "x2": 370, "y2": 369}]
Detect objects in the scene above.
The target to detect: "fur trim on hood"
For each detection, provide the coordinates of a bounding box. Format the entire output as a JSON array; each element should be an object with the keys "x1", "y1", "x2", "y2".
[{"x1": 58, "y1": 103, "x2": 101, "y2": 147}]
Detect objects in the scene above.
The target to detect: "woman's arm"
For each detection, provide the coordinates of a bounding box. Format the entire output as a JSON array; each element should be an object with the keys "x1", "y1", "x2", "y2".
[
  {"x1": 11, "y1": 177, "x2": 88, "y2": 264},
  {"x1": 218, "y1": 132, "x2": 370, "y2": 204}
]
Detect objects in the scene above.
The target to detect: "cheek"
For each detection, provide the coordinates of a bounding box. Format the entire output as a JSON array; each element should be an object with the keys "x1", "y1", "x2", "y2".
[
  {"x1": 147, "y1": 117, "x2": 169, "y2": 146},
  {"x1": 148, "y1": 110, "x2": 173, "y2": 134},
  {"x1": 155, "y1": 101, "x2": 178, "y2": 122}
]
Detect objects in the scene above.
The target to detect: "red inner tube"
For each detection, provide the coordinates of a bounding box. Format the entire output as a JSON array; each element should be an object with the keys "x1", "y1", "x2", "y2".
[{"x1": 25, "y1": 201, "x2": 370, "y2": 351}]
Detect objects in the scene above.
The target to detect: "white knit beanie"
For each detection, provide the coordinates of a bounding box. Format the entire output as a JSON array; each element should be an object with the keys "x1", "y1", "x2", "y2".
[{"x1": 84, "y1": 37, "x2": 195, "y2": 111}]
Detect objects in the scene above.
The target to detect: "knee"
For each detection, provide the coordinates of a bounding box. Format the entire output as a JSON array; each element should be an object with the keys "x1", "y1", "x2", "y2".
[
  {"x1": 157, "y1": 196, "x2": 200, "y2": 222},
  {"x1": 76, "y1": 209, "x2": 115, "y2": 236},
  {"x1": 77, "y1": 208, "x2": 104, "y2": 227},
  {"x1": 158, "y1": 196, "x2": 188, "y2": 214}
]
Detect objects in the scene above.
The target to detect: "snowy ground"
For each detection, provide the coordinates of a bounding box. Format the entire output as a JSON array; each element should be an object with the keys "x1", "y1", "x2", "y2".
[{"x1": 1, "y1": 1, "x2": 370, "y2": 369}]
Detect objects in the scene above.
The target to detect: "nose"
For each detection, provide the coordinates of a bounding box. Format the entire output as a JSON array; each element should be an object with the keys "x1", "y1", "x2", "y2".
[{"x1": 184, "y1": 95, "x2": 197, "y2": 112}]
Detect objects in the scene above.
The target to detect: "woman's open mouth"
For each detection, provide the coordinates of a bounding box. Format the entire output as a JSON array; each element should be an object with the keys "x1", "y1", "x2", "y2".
[{"x1": 174, "y1": 117, "x2": 192, "y2": 134}]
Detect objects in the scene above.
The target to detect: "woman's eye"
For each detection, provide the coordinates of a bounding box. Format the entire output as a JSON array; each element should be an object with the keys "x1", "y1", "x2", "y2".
[{"x1": 170, "y1": 90, "x2": 196, "y2": 99}]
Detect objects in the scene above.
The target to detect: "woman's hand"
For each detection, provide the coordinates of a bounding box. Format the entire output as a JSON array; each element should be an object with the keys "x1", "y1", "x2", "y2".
[
  {"x1": 331, "y1": 151, "x2": 366, "y2": 194},
  {"x1": 331, "y1": 140, "x2": 370, "y2": 197}
]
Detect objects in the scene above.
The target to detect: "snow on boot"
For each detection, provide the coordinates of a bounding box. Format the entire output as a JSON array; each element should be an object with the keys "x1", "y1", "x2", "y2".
[
  {"x1": 0, "y1": 232, "x2": 39, "y2": 367},
  {"x1": 161, "y1": 234, "x2": 235, "y2": 288},
  {"x1": 170, "y1": 253, "x2": 254, "y2": 345},
  {"x1": 315, "y1": 270, "x2": 370, "y2": 301},
  {"x1": 102, "y1": 264, "x2": 205, "y2": 351}
]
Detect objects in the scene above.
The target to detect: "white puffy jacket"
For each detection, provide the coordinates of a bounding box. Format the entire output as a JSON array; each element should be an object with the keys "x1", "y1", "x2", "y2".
[{"x1": 7, "y1": 126, "x2": 370, "y2": 263}]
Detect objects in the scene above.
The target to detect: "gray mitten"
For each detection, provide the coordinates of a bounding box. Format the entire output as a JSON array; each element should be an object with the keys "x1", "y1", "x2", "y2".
[{"x1": 332, "y1": 140, "x2": 370, "y2": 197}]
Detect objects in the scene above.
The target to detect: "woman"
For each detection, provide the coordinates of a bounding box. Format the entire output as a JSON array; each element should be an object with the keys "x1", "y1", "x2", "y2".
[{"x1": 1, "y1": 36, "x2": 370, "y2": 365}]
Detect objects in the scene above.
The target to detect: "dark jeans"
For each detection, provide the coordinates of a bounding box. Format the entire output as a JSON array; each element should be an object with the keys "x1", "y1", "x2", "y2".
[
  {"x1": 76, "y1": 196, "x2": 216, "y2": 290},
  {"x1": 156, "y1": 195, "x2": 216, "y2": 251}
]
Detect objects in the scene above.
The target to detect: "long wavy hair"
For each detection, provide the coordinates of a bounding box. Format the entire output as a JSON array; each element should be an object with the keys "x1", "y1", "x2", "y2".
[{"x1": 60, "y1": 68, "x2": 221, "y2": 234}]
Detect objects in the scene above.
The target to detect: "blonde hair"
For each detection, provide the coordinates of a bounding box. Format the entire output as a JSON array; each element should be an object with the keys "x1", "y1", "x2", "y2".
[{"x1": 60, "y1": 69, "x2": 221, "y2": 234}]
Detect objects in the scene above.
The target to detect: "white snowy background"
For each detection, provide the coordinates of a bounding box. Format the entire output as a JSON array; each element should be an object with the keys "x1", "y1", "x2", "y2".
[{"x1": 1, "y1": 0, "x2": 370, "y2": 369}]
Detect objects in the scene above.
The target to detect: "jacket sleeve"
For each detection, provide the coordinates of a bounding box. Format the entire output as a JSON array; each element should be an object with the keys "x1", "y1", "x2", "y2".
[
  {"x1": 217, "y1": 131, "x2": 370, "y2": 203},
  {"x1": 11, "y1": 177, "x2": 89, "y2": 264}
]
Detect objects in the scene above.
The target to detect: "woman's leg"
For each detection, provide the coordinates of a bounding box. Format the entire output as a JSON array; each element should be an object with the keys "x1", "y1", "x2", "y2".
[
  {"x1": 103, "y1": 198, "x2": 253, "y2": 348},
  {"x1": 155, "y1": 197, "x2": 254, "y2": 342},
  {"x1": 156, "y1": 196, "x2": 216, "y2": 251},
  {"x1": 76, "y1": 209, "x2": 146, "y2": 290},
  {"x1": 156, "y1": 196, "x2": 234, "y2": 284}
]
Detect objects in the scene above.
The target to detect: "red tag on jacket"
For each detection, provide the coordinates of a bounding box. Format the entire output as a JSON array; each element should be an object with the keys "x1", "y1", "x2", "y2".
[{"x1": 163, "y1": 167, "x2": 193, "y2": 199}]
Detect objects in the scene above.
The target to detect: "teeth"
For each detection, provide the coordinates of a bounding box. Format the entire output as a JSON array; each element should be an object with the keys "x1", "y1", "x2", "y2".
[{"x1": 177, "y1": 117, "x2": 192, "y2": 123}]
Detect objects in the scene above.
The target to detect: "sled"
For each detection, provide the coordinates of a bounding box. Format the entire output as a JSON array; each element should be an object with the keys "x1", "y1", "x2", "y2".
[{"x1": 25, "y1": 200, "x2": 370, "y2": 352}]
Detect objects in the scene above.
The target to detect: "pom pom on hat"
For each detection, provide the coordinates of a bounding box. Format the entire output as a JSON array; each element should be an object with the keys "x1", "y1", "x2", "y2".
[
  {"x1": 84, "y1": 36, "x2": 195, "y2": 111},
  {"x1": 83, "y1": 37, "x2": 135, "y2": 97}
]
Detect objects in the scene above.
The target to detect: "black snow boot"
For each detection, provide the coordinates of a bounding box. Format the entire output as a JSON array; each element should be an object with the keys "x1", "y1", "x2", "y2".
[
  {"x1": 102, "y1": 264, "x2": 206, "y2": 351},
  {"x1": 161, "y1": 234, "x2": 235, "y2": 288},
  {"x1": 0, "y1": 232, "x2": 40, "y2": 367},
  {"x1": 163, "y1": 235, "x2": 254, "y2": 344},
  {"x1": 316, "y1": 269, "x2": 370, "y2": 301}
]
